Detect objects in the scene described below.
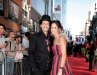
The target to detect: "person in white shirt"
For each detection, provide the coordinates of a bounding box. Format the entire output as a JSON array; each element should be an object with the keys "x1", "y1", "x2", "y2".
[
  {"x1": 22, "y1": 32, "x2": 31, "y2": 75},
  {"x1": 0, "y1": 24, "x2": 7, "y2": 75},
  {"x1": 22, "y1": 35, "x2": 29, "y2": 49},
  {"x1": 22, "y1": 32, "x2": 30, "y2": 56}
]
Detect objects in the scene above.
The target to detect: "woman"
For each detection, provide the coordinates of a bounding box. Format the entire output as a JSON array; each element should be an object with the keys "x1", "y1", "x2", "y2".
[
  {"x1": 13, "y1": 35, "x2": 23, "y2": 75},
  {"x1": 14, "y1": 35, "x2": 23, "y2": 61},
  {"x1": 50, "y1": 20, "x2": 72, "y2": 75}
]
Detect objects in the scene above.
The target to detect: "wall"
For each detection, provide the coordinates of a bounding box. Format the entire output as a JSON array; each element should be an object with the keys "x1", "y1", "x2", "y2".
[
  {"x1": 30, "y1": 6, "x2": 41, "y2": 23},
  {"x1": 0, "y1": 0, "x2": 22, "y2": 31},
  {"x1": 31, "y1": 0, "x2": 45, "y2": 15}
]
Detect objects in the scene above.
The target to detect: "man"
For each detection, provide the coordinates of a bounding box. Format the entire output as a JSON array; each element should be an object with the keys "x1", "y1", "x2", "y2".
[
  {"x1": 22, "y1": 32, "x2": 31, "y2": 75},
  {"x1": 22, "y1": 32, "x2": 31, "y2": 52},
  {"x1": 0, "y1": 24, "x2": 7, "y2": 75},
  {"x1": 6, "y1": 31, "x2": 18, "y2": 75},
  {"x1": 28, "y1": 15, "x2": 53, "y2": 75}
]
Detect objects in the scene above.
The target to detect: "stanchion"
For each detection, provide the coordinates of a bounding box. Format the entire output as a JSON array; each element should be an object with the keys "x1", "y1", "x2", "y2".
[
  {"x1": 4, "y1": 50, "x2": 29, "y2": 75},
  {"x1": 0, "y1": 51, "x2": 6, "y2": 75}
]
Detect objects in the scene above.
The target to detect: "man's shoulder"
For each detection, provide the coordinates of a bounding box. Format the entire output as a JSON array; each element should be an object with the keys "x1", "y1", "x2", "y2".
[{"x1": 31, "y1": 32, "x2": 41, "y2": 37}]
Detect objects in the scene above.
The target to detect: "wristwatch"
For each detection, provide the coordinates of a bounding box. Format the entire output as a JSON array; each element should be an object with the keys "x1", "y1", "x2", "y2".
[{"x1": 59, "y1": 66, "x2": 63, "y2": 69}]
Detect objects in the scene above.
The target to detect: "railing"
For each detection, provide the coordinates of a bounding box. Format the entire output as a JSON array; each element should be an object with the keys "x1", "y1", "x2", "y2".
[
  {"x1": 0, "y1": 50, "x2": 30, "y2": 75},
  {"x1": 0, "y1": 51, "x2": 6, "y2": 75}
]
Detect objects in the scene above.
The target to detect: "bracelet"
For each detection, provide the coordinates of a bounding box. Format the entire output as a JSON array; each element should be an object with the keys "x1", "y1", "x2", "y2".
[{"x1": 59, "y1": 66, "x2": 63, "y2": 69}]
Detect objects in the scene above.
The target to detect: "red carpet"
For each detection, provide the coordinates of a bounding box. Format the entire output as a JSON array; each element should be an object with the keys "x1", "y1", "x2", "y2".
[{"x1": 67, "y1": 56, "x2": 97, "y2": 75}]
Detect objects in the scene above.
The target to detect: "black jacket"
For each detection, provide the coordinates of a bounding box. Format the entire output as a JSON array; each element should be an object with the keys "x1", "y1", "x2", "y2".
[{"x1": 28, "y1": 31, "x2": 54, "y2": 72}]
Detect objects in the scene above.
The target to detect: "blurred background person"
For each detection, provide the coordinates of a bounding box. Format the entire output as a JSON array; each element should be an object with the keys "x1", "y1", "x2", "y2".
[
  {"x1": 89, "y1": 41, "x2": 95, "y2": 71},
  {"x1": 22, "y1": 32, "x2": 31, "y2": 75},
  {"x1": 13, "y1": 35, "x2": 23, "y2": 75},
  {"x1": 6, "y1": 31, "x2": 18, "y2": 75},
  {"x1": 0, "y1": 24, "x2": 7, "y2": 75}
]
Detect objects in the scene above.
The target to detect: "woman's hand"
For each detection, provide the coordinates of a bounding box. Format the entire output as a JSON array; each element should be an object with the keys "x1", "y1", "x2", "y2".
[
  {"x1": 18, "y1": 50, "x2": 21, "y2": 53},
  {"x1": 57, "y1": 69, "x2": 62, "y2": 75}
]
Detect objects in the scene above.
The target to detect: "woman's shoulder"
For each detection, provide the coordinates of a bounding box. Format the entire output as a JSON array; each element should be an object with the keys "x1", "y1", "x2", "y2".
[
  {"x1": 59, "y1": 35, "x2": 66, "y2": 45},
  {"x1": 59, "y1": 35, "x2": 66, "y2": 41}
]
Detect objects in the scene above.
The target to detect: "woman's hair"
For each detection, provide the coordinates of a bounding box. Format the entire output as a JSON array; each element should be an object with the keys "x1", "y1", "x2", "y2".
[
  {"x1": 51, "y1": 20, "x2": 63, "y2": 31},
  {"x1": 15, "y1": 35, "x2": 21, "y2": 39},
  {"x1": 15, "y1": 35, "x2": 22, "y2": 43}
]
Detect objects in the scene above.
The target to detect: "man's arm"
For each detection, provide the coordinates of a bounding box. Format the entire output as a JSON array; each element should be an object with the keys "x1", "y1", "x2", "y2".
[
  {"x1": 6, "y1": 41, "x2": 11, "y2": 51},
  {"x1": 0, "y1": 42, "x2": 7, "y2": 49},
  {"x1": 28, "y1": 34, "x2": 36, "y2": 70}
]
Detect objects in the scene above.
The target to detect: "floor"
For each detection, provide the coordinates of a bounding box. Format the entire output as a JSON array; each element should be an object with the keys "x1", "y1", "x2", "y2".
[{"x1": 68, "y1": 55, "x2": 97, "y2": 75}]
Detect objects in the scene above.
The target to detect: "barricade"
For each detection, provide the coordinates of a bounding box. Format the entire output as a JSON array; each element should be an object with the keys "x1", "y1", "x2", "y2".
[
  {"x1": 0, "y1": 51, "x2": 6, "y2": 75},
  {"x1": 0, "y1": 50, "x2": 30, "y2": 75}
]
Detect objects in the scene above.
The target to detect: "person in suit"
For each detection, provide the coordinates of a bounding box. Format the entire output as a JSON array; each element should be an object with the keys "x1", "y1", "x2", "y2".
[{"x1": 28, "y1": 15, "x2": 53, "y2": 75}]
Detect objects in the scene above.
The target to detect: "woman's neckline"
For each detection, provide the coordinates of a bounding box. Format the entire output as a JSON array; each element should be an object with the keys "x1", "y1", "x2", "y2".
[{"x1": 54, "y1": 44, "x2": 60, "y2": 46}]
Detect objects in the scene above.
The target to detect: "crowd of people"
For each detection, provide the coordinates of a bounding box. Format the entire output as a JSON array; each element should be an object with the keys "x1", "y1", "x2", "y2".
[
  {"x1": 1, "y1": 14, "x2": 97, "y2": 75},
  {"x1": 0, "y1": 23, "x2": 31, "y2": 75},
  {"x1": 67, "y1": 40, "x2": 97, "y2": 72},
  {"x1": 0, "y1": 15, "x2": 72, "y2": 75}
]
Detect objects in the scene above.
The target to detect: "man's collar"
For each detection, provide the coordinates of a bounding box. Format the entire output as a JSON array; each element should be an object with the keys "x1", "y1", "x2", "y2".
[
  {"x1": 40, "y1": 31, "x2": 49, "y2": 39},
  {"x1": 24, "y1": 35, "x2": 28, "y2": 40},
  {"x1": 0, "y1": 35, "x2": 4, "y2": 38}
]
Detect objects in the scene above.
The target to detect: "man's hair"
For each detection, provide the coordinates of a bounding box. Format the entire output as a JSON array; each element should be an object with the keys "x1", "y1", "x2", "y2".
[
  {"x1": 25, "y1": 32, "x2": 31, "y2": 37},
  {"x1": 0, "y1": 24, "x2": 6, "y2": 30},
  {"x1": 8, "y1": 30, "x2": 14, "y2": 37}
]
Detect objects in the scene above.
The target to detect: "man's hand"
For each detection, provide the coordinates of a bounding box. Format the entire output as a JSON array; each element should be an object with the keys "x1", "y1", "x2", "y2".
[
  {"x1": 0, "y1": 43, "x2": 7, "y2": 49},
  {"x1": 32, "y1": 68, "x2": 34, "y2": 71},
  {"x1": 6, "y1": 50, "x2": 10, "y2": 52}
]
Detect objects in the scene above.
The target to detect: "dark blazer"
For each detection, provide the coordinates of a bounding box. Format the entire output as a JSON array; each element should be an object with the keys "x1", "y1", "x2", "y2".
[{"x1": 28, "y1": 31, "x2": 53, "y2": 74}]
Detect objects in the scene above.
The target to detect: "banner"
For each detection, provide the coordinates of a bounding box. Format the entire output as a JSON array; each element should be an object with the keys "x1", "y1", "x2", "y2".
[
  {"x1": 8, "y1": 0, "x2": 18, "y2": 23},
  {"x1": 54, "y1": 0, "x2": 61, "y2": 21},
  {"x1": 0, "y1": 0, "x2": 4, "y2": 16},
  {"x1": 22, "y1": 9, "x2": 27, "y2": 27}
]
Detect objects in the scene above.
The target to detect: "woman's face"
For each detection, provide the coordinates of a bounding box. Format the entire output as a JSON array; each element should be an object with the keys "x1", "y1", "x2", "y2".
[
  {"x1": 16, "y1": 37, "x2": 21, "y2": 43},
  {"x1": 18, "y1": 37, "x2": 21, "y2": 43},
  {"x1": 51, "y1": 23, "x2": 60, "y2": 35},
  {"x1": 16, "y1": 38, "x2": 19, "y2": 42},
  {"x1": 91, "y1": 41, "x2": 93, "y2": 44}
]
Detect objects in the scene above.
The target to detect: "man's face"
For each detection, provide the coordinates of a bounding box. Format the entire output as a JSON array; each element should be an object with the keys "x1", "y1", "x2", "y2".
[
  {"x1": 9, "y1": 32, "x2": 15, "y2": 39},
  {"x1": 40, "y1": 20, "x2": 50, "y2": 33},
  {"x1": 3, "y1": 30, "x2": 6, "y2": 35},
  {"x1": 0, "y1": 26, "x2": 4, "y2": 35}
]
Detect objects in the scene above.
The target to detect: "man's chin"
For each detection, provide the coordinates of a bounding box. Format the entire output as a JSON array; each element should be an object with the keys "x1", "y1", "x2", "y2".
[{"x1": 43, "y1": 30, "x2": 49, "y2": 32}]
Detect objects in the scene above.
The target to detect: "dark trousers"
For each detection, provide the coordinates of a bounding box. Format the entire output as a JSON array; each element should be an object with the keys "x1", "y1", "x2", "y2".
[
  {"x1": 74, "y1": 51, "x2": 77, "y2": 57},
  {"x1": 86, "y1": 58, "x2": 89, "y2": 62},
  {"x1": 22, "y1": 55, "x2": 30, "y2": 75},
  {"x1": 89, "y1": 56, "x2": 93, "y2": 70},
  {"x1": 13, "y1": 62, "x2": 21, "y2": 75},
  {"x1": 30, "y1": 65, "x2": 51, "y2": 75}
]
